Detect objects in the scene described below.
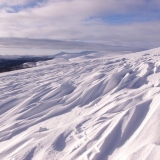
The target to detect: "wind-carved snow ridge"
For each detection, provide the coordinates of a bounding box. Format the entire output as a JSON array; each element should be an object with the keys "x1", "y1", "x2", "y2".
[{"x1": 0, "y1": 48, "x2": 160, "y2": 160}]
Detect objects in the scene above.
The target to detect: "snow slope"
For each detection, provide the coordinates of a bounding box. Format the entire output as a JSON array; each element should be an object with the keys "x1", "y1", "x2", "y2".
[{"x1": 0, "y1": 48, "x2": 160, "y2": 160}]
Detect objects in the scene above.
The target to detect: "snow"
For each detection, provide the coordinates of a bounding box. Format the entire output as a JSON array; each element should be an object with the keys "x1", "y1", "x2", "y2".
[{"x1": 0, "y1": 48, "x2": 160, "y2": 160}]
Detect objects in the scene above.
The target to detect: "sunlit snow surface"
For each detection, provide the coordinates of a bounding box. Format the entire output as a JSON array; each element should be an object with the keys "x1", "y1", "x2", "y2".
[{"x1": 0, "y1": 48, "x2": 160, "y2": 160}]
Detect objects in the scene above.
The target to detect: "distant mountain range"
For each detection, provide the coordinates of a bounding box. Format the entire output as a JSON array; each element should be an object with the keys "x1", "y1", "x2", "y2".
[
  {"x1": 0, "y1": 51, "x2": 106, "y2": 73},
  {"x1": 0, "y1": 51, "x2": 97, "y2": 73}
]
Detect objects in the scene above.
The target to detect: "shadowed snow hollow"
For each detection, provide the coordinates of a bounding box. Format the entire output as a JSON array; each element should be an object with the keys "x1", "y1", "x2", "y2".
[{"x1": 0, "y1": 48, "x2": 160, "y2": 160}]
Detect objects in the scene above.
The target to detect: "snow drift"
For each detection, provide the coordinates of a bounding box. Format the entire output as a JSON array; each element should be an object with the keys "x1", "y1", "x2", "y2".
[{"x1": 0, "y1": 48, "x2": 160, "y2": 160}]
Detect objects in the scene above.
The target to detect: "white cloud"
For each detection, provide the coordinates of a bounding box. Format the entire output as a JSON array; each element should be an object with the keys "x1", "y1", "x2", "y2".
[
  {"x1": 0, "y1": 0, "x2": 38, "y2": 6},
  {"x1": 0, "y1": 0, "x2": 160, "y2": 53}
]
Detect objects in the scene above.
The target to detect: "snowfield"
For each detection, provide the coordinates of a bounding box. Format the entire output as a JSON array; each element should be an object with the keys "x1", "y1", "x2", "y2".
[{"x1": 0, "y1": 48, "x2": 160, "y2": 160}]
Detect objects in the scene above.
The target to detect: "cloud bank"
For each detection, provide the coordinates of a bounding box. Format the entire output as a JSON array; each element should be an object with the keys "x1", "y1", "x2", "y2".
[{"x1": 0, "y1": 0, "x2": 160, "y2": 54}]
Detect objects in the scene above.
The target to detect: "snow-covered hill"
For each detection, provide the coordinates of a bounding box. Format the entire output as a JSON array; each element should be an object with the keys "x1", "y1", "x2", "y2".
[{"x1": 0, "y1": 48, "x2": 160, "y2": 160}]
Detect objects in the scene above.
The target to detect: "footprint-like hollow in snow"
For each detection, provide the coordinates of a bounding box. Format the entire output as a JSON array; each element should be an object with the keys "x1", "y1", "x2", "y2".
[
  {"x1": 52, "y1": 133, "x2": 66, "y2": 151},
  {"x1": 52, "y1": 132, "x2": 71, "y2": 151}
]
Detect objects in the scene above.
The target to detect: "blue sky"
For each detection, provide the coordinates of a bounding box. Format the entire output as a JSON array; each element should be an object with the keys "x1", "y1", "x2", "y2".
[
  {"x1": 99, "y1": 11, "x2": 160, "y2": 24},
  {"x1": 5, "y1": 0, "x2": 44, "y2": 13},
  {"x1": 0, "y1": 0, "x2": 160, "y2": 55}
]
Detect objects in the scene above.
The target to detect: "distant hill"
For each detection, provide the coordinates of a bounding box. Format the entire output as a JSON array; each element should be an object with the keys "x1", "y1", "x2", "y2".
[{"x1": 0, "y1": 56, "x2": 54, "y2": 73}]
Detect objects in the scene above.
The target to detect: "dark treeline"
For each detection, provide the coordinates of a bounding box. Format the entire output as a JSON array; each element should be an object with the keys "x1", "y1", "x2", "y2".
[{"x1": 0, "y1": 57, "x2": 53, "y2": 73}]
